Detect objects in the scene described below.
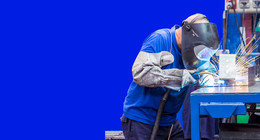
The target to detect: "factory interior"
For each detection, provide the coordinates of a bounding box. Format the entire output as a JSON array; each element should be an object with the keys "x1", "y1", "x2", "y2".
[{"x1": 106, "y1": 0, "x2": 260, "y2": 140}]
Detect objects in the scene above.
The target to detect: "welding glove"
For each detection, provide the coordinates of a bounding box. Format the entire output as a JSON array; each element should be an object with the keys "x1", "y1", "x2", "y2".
[{"x1": 132, "y1": 51, "x2": 197, "y2": 91}]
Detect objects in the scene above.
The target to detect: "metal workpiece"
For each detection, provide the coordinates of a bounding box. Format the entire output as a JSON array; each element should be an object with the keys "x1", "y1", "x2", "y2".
[{"x1": 219, "y1": 54, "x2": 236, "y2": 80}]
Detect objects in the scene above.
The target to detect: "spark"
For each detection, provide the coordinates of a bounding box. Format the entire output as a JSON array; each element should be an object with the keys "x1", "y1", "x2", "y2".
[{"x1": 208, "y1": 35, "x2": 260, "y2": 86}]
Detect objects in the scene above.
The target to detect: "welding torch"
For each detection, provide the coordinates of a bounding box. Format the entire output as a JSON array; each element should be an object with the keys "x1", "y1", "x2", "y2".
[
  {"x1": 198, "y1": 71, "x2": 218, "y2": 77},
  {"x1": 194, "y1": 71, "x2": 219, "y2": 87}
]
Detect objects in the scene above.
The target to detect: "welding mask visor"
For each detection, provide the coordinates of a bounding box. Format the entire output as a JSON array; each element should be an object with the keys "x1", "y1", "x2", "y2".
[{"x1": 182, "y1": 21, "x2": 219, "y2": 70}]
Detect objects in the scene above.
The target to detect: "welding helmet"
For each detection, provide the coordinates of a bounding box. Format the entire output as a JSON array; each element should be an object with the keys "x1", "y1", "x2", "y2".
[{"x1": 181, "y1": 14, "x2": 219, "y2": 70}]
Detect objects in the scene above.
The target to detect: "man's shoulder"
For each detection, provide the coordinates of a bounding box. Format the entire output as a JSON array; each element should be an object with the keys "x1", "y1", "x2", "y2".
[
  {"x1": 141, "y1": 28, "x2": 171, "y2": 53},
  {"x1": 154, "y1": 28, "x2": 170, "y2": 36},
  {"x1": 152, "y1": 29, "x2": 171, "y2": 41}
]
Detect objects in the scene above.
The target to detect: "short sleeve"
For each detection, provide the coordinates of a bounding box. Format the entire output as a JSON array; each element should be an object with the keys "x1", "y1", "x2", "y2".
[{"x1": 140, "y1": 32, "x2": 164, "y2": 53}]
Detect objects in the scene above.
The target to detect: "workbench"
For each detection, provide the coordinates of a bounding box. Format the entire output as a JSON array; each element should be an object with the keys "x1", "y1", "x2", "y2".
[{"x1": 190, "y1": 81, "x2": 260, "y2": 140}]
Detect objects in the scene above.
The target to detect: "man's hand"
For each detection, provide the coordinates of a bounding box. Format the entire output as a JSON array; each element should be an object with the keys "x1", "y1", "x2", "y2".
[
  {"x1": 181, "y1": 69, "x2": 197, "y2": 88},
  {"x1": 165, "y1": 69, "x2": 197, "y2": 91}
]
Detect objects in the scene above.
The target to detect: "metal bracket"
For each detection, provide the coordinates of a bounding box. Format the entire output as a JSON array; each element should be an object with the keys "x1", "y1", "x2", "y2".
[{"x1": 200, "y1": 102, "x2": 246, "y2": 118}]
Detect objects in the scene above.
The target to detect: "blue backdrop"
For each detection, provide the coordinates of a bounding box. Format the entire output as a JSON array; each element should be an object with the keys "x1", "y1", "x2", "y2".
[{"x1": 4, "y1": 0, "x2": 224, "y2": 139}]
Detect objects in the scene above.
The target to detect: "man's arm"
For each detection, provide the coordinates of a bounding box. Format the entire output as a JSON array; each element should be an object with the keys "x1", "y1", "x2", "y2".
[
  {"x1": 132, "y1": 51, "x2": 196, "y2": 89},
  {"x1": 131, "y1": 31, "x2": 196, "y2": 90}
]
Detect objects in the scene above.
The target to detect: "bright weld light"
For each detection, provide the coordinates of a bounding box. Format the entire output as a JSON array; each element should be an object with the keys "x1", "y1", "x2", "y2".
[
  {"x1": 218, "y1": 80, "x2": 225, "y2": 84},
  {"x1": 203, "y1": 76, "x2": 215, "y2": 86},
  {"x1": 215, "y1": 79, "x2": 225, "y2": 86},
  {"x1": 205, "y1": 80, "x2": 215, "y2": 86}
]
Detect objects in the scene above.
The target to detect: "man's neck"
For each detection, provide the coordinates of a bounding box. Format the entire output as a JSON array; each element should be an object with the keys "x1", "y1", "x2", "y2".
[{"x1": 175, "y1": 27, "x2": 182, "y2": 50}]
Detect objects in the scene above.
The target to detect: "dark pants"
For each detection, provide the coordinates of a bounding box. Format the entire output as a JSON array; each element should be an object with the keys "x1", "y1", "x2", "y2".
[
  {"x1": 121, "y1": 115, "x2": 184, "y2": 140},
  {"x1": 182, "y1": 85, "x2": 215, "y2": 140}
]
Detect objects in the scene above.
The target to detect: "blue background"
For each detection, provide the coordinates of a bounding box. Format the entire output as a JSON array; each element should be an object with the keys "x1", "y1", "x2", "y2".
[{"x1": 3, "y1": 0, "x2": 224, "y2": 139}]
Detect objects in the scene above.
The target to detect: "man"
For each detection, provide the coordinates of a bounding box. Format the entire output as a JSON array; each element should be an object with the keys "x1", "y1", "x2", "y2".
[{"x1": 122, "y1": 13, "x2": 219, "y2": 140}]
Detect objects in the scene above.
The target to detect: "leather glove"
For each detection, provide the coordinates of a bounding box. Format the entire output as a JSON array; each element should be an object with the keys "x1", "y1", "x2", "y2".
[
  {"x1": 132, "y1": 51, "x2": 197, "y2": 91},
  {"x1": 164, "y1": 69, "x2": 197, "y2": 90},
  {"x1": 182, "y1": 69, "x2": 197, "y2": 87}
]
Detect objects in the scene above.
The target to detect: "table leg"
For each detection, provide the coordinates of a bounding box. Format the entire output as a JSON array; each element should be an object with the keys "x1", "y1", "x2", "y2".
[{"x1": 191, "y1": 96, "x2": 200, "y2": 140}]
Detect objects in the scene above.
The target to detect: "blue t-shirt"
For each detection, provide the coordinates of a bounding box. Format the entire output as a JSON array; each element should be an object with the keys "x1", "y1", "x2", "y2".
[{"x1": 123, "y1": 25, "x2": 189, "y2": 126}]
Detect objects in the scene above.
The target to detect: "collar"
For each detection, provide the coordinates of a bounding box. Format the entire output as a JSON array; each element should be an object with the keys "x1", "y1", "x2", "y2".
[{"x1": 171, "y1": 25, "x2": 181, "y2": 56}]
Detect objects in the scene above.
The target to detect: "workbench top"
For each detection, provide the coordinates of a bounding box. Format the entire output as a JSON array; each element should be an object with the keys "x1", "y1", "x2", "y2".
[{"x1": 192, "y1": 82, "x2": 260, "y2": 95}]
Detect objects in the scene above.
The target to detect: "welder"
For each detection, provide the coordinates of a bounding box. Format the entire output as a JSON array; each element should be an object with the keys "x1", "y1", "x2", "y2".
[{"x1": 122, "y1": 13, "x2": 219, "y2": 140}]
